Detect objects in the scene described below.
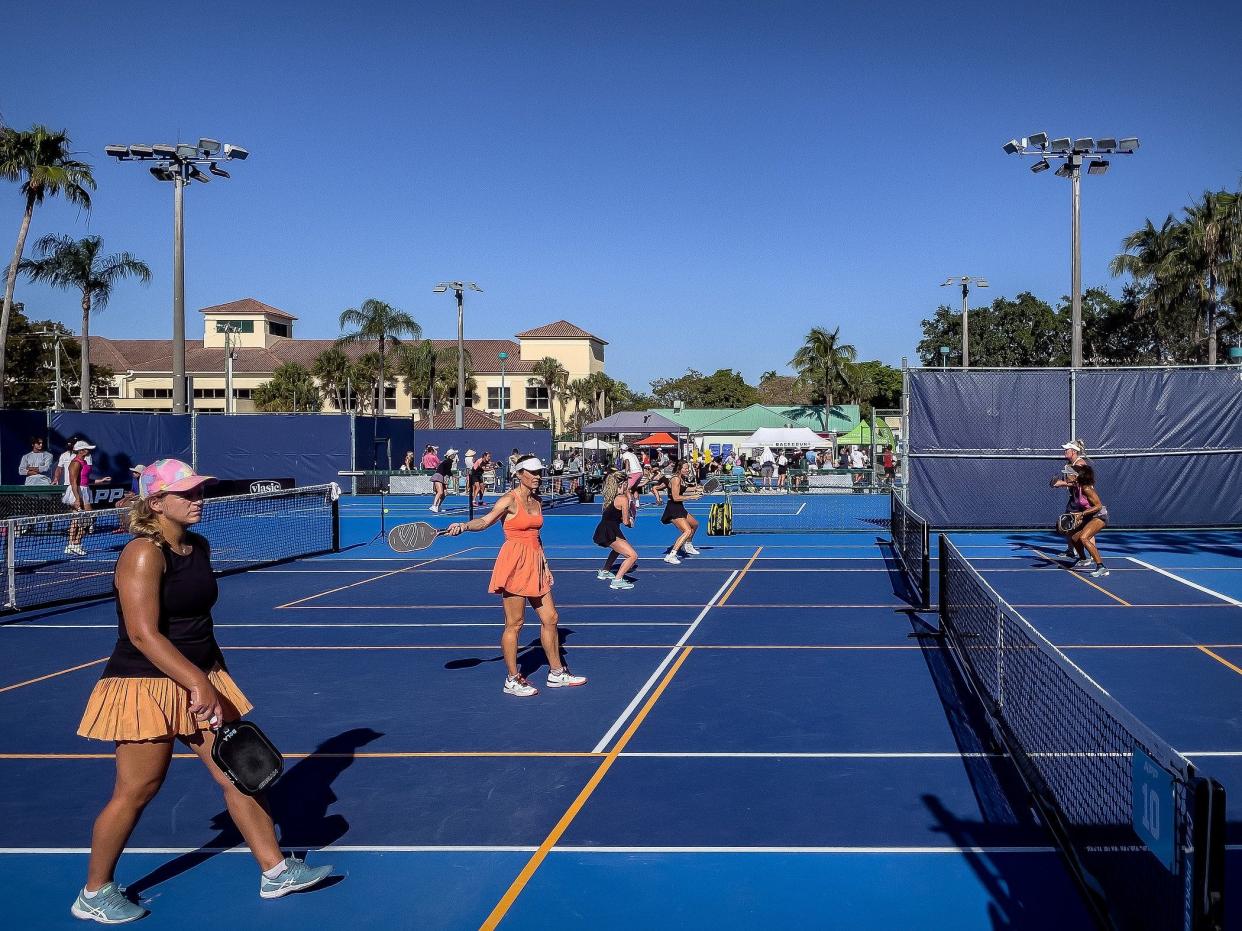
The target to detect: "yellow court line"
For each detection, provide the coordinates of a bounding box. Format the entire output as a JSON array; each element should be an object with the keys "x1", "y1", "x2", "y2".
[
  {"x1": 0, "y1": 658, "x2": 107, "y2": 694},
  {"x1": 480, "y1": 646, "x2": 695, "y2": 930},
  {"x1": 0, "y1": 751, "x2": 602, "y2": 761},
  {"x1": 716, "y1": 547, "x2": 763, "y2": 606},
  {"x1": 275, "y1": 545, "x2": 481, "y2": 609},
  {"x1": 1029, "y1": 549, "x2": 1131, "y2": 606},
  {"x1": 1197, "y1": 646, "x2": 1242, "y2": 676}
]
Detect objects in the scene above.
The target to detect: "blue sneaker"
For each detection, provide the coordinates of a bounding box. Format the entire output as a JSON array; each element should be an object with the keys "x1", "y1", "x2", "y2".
[
  {"x1": 259, "y1": 857, "x2": 333, "y2": 899},
  {"x1": 71, "y1": 882, "x2": 148, "y2": 923}
]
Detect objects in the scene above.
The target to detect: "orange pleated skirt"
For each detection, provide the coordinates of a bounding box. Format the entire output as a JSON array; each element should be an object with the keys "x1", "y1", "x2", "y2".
[
  {"x1": 489, "y1": 540, "x2": 554, "y2": 598},
  {"x1": 77, "y1": 667, "x2": 252, "y2": 742}
]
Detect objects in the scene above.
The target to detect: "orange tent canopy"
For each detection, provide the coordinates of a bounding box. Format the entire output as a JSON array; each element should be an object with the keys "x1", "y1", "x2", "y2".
[{"x1": 633, "y1": 432, "x2": 679, "y2": 446}]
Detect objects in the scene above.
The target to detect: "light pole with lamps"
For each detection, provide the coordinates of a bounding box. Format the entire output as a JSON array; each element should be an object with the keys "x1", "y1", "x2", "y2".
[
  {"x1": 433, "y1": 281, "x2": 482, "y2": 429},
  {"x1": 1002, "y1": 132, "x2": 1139, "y2": 368},
  {"x1": 498, "y1": 350, "x2": 508, "y2": 429},
  {"x1": 104, "y1": 139, "x2": 248, "y2": 414},
  {"x1": 940, "y1": 276, "x2": 988, "y2": 367}
]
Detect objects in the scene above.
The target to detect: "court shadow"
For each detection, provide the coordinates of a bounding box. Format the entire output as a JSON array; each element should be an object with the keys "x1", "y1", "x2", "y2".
[
  {"x1": 874, "y1": 540, "x2": 923, "y2": 608},
  {"x1": 128, "y1": 727, "x2": 383, "y2": 895},
  {"x1": 443, "y1": 629, "x2": 577, "y2": 676}
]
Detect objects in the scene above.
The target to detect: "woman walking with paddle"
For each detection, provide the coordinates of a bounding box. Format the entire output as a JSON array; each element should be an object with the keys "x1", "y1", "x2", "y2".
[
  {"x1": 446, "y1": 454, "x2": 586, "y2": 697},
  {"x1": 72, "y1": 460, "x2": 331, "y2": 924},
  {"x1": 661, "y1": 458, "x2": 703, "y2": 565}
]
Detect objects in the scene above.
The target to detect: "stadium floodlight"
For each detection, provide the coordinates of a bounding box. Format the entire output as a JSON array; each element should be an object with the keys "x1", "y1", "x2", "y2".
[
  {"x1": 1003, "y1": 139, "x2": 1022, "y2": 154},
  {"x1": 940, "y1": 275, "x2": 989, "y2": 368},
  {"x1": 105, "y1": 136, "x2": 247, "y2": 414},
  {"x1": 434, "y1": 281, "x2": 485, "y2": 429},
  {"x1": 1001, "y1": 130, "x2": 1141, "y2": 368}
]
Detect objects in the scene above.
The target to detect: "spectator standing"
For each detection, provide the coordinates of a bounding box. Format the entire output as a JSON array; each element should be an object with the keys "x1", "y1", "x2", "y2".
[
  {"x1": 420, "y1": 445, "x2": 439, "y2": 470},
  {"x1": 882, "y1": 445, "x2": 896, "y2": 484},
  {"x1": 759, "y1": 446, "x2": 776, "y2": 490},
  {"x1": 54, "y1": 435, "x2": 91, "y2": 485},
  {"x1": 20, "y1": 436, "x2": 54, "y2": 485}
]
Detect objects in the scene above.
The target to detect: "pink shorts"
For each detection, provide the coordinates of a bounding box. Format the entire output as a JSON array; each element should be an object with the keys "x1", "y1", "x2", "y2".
[{"x1": 627, "y1": 472, "x2": 643, "y2": 490}]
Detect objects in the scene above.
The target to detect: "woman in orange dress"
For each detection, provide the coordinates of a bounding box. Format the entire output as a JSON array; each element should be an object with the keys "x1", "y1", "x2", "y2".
[{"x1": 447, "y1": 455, "x2": 586, "y2": 697}]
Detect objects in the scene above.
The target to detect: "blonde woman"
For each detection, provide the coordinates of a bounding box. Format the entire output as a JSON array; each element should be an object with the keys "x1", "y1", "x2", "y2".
[
  {"x1": 72, "y1": 460, "x2": 331, "y2": 923},
  {"x1": 593, "y1": 469, "x2": 638, "y2": 590}
]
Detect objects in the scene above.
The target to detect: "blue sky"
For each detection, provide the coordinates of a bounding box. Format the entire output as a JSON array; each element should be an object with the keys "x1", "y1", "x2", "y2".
[{"x1": 4, "y1": 0, "x2": 1240, "y2": 391}]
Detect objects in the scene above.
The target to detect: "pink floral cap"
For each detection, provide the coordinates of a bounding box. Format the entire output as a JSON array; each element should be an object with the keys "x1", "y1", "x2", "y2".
[{"x1": 139, "y1": 459, "x2": 217, "y2": 498}]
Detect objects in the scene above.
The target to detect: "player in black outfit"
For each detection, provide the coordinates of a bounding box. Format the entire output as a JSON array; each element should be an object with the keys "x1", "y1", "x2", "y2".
[{"x1": 593, "y1": 469, "x2": 638, "y2": 590}]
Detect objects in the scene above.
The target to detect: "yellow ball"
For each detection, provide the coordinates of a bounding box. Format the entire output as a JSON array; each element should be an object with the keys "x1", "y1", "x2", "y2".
[{"x1": 383, "y1": 508, "x2": 390, "y2": 514}]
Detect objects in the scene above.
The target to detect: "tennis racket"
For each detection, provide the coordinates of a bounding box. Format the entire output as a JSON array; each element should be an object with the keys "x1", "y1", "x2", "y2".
[
  {"x1": 388, "y1": 521, "x2": 449, "y2": 553},
  {"x1": 1056, "y1": 512, "x2": 1082, "y2": 534},
  {"x1": 211, "y1": 720, "x2": 283, "y2": 796}
]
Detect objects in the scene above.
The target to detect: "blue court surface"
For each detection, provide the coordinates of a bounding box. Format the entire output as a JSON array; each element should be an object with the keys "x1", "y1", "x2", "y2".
[{"x1": 2, "y1": 493, "x2": 1239, "y2": 928}]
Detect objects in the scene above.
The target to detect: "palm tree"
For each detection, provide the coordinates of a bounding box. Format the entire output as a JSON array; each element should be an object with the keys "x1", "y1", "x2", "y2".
[
  {"x1": 567, "y1": 377, "x2": 596, "y2": 430},
  {"x1": 789, "y1": 326, "x2": 856, "y2": 426},
  {"x1": 1180, "y1": 191, "x2": 1240, "y2": 365},
  {"x1": 530, "y1": 356, "x2": 569, "y2": 437},
  {"x1": 335, "y1": 299, "x2": 421, "y2": 415},
  {"x1": 432, "y1": 345, "x2": 476, "y2": 413},
  {"x1": 392, "y1": 340, "x2": 437, "y2": 419},
  {"x1": 19, "y1": 234, "x2": 150, "y2": 411},
  {"x1": 0, "y1": 126, "x2": 96, "y2": 407},
  {"x1": 1110, "y1": 215, "x2": 1188, "y2": 361},
  {"x1": 759, "y1": 370, "x2": 779, "y2": 383},
  {"x1": 253, "y1": 362, "x2": 322, "y2": 412},
  {"x1": 311, "y1": 347, "x2": 352, "y2": 411}
]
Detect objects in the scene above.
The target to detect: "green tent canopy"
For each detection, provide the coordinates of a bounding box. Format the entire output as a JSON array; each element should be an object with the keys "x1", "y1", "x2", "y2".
[{"x1": 835, "y1": 420, "x2": 895, "y2": 446}]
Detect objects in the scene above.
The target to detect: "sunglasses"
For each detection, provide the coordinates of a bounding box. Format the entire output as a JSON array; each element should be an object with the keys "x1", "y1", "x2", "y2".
[{"x1": 162, "y1": 486, "x2": 206, "y2": 501}]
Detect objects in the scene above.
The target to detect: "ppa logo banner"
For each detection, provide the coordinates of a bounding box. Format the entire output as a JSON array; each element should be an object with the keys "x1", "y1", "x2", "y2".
[{"x1": 92, "y1": 488, "x2": 128, "y2": 505}]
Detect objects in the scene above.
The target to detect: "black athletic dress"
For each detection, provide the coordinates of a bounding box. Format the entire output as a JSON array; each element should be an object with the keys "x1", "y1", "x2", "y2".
[
  {"x1": 661, "y1": 477, "x2": 690, "y2": 525},
  {"x1": 593, "y1": 495, "x2": 626, "y2": 547}
]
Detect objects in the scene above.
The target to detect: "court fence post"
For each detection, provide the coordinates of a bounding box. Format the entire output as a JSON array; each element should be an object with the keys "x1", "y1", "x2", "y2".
[
  {"x1": 5, "y1": 519, "x2": 16, "y2": 611},
  {"x1": 349, "y1": 413, "x2": 357, "y2": 496},
  {"x1": 190, "y1": 410, "x2": 198, "y2": 471},
  {"x1": 936, "y1": 532, "x2": 947, "y2": 633},
  {"x1": 900, "y1": 357, "x2": 909, "y2": 504},
  {"x1": 1068, "y1": 368, "x2": 1077, "y2": 442}
]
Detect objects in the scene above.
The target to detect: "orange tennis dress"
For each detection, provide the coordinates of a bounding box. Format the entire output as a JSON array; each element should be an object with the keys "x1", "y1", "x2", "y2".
[{"x1": 489, "y1": 501, "x2": 554, "y2": 597}]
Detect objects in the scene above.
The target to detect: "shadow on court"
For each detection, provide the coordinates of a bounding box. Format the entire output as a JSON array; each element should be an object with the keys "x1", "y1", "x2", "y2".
[
  {"x1": 443, "y1": 629, "x2": 579, "y2": 677},
  {"x1": 128, "y1": 727, "x2": 382, "y2": 895}
]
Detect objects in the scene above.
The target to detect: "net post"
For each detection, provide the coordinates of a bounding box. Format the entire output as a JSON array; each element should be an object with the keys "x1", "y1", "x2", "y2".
[
  {"x1": 920, "y1": 520, "x2": 931, "y2": 611},
  {"x1": 936, "y1": 532, "x2": 948, "y2": 631},
  {"x1": 1190, "y1": 775, "x2": 1226, "y2": 931},
  {"x1": 5, "y1": 519, "x2": 16, "y2": 611},
  {"x1": 331, "y1": 494, "x2": 340, "y2": 552}
]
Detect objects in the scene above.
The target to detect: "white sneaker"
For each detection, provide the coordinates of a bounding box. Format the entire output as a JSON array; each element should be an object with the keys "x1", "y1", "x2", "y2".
[
  {"x1": 429, "y1": 504, "x2": 440, "y2": 514},
  {"x1": 682, "y1": 543, "x2": 701, "y2": 556},
  {"x1": 546, "y1": 668, "x2": 587, "y2": 688},
  {"x1": 609, "y1": 578, "x2": 634, "y2": 590},
  {"x1": 1072, "y1": 559, "x2": 1094, "y2": 570},
  {"x1": 1090, "y1": 565, "x2": 1110, "y2": 578},
  {"x1": 663, "y1": 553, "x2": 681, "y2": 565},
  {"x1": 597, "y1": 569, "x2": 615, "y2": 581},
  {"x1": 64, "y1": 545, "x2": 76, "y2": 556},
  {"x1": 503, "y1": 675, "x2": 537, "y2": 697}
]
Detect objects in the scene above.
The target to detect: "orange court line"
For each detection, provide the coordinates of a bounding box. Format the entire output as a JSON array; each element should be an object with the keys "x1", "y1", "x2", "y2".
[
  {"x1": 275, "y1": 545, "x2": 481, "y2": 609},
  {"x1": 715, "y1": 547, "x2": 763, "y2": 606},
  {"x1": 0, "y1": 658, "x2": 107, "y2": 694},
  {"x1": 1197, "y1": 646, "x2": 1242, "y2": 676},
  {"x1": 480, "y1": 646, "x2": 695, "y2": 930},
  {"x1": 1028, "y1": 548, "x2": 1131, "y2": 606},
  {"x1": 0, "y1": 751, "x2": 602, "y2": 761}
]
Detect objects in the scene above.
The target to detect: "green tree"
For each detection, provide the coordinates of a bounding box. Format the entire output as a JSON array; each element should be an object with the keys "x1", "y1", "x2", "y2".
[
  {"x1": 253, "y1": 362, "x2": 322, "y2": 412},
  {"x1": 433, "y1": 345, "x2": 476, "y2": 414},
  {"x1": 392, "y1": 340, "x2": 438, "y2": 418},
  {"x1": 1180, "y1": 191, "x2": 1240, "y2": 365},
  {"x1": 311, "y1": 347, "x2": 352, "y2": 412},
  {"x1": 336, "y1": 299, "x2": 421, "y2": 415},
  {"x1": 917, "y1": 292, "x2": 1069, "y2": 367},
  {"x1": 530, "y1": 356, "x2": 569, "y2": 436},
  {"x1": 18, "y1": 234, "x2": 150, "y2": 411},
  {"x1": 0, "y1": 302, "x2": 114, "y2": 409},
  {"x1": 0, "y1": 125, "x2": 96, "y2": 407},
  {"x1": 789, "y1": 326, "x2": 856, "y2": 426}
]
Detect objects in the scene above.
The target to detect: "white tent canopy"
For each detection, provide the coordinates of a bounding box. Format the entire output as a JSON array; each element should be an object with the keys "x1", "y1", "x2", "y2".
[
  {"x1": 562, "y1": 437, "x2": 615, "y2": 451},
  {"x1": 740, "y1": 427, "x2": 833, "y2": 449}
]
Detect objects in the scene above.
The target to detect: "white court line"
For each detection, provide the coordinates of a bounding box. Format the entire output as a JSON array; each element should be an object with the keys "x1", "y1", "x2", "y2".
[
  {"x1": 622, "y1": 752, "x2": 1001, "y2": 759},
  {"x1": 1124, "y1": 557, "x2": 1242, "y2": 607},
  {"x1": 0, "y1": 845, "x2": 1070, "y2": 855},
  {"x1": 590, "y1": 571, "x2": 738, "y2": 755}
]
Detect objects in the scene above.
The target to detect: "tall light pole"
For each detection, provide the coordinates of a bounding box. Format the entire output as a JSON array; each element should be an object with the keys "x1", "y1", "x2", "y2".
[
  {"x1": 221, "y1": 322, "x2": 239, "y2": 414},
  {"x1": 498, "y1": 350, "x2": 508, "y2": 429},
  {"x1": 104, "y1": 139, "x2": 248, "y2": 413},
  {"x1": 1003, "y1": 132, "x2": 1139, "y2": 368},
  {"x1": 940, "y1": 276, "x2": 988, "y2": 367},
  {"x1": 433, "y1": 281, "x2": 482, "y2": 429}
]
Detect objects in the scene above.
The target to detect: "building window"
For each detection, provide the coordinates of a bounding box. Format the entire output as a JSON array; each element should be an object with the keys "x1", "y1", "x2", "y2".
[
  {"x1": 385, "y1": 385, "x2": 397, "y2": 411},
  {"x1": 487, "y1": 387, "x2": 512, "y2": 410},
  {"x1": 268, "y1": 321, "x2": 290, "y2": 337},
  {"x1": 137, "y1": 388, "x2": 173, "y2": 399},
  {"x1": 96, "y1": 385, "x2": 121, "y2": 398},
  {"x1": 525, "y1": 385, "x2": 549, "y2": 410},
  {"x1": 234, "y1": 389, "x2": 253, "y2": 400},
  {"x1": 216, "y1": 320, "x2": 255, "y2": 334}
]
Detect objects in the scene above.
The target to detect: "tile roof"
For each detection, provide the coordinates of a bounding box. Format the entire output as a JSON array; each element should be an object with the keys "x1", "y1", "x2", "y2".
[
  {"x1": 199, "y1": 298, "x2": 297, "y2": 320},
  {"x1": 514, "y1": 320, "x2": 606, "y2": 343},
  {"x1": 502, "y1": 408, "x2": 546, "y2": 423},
  {"x1": 419, "y1": 408, "x2": 503, "y2": 429}
]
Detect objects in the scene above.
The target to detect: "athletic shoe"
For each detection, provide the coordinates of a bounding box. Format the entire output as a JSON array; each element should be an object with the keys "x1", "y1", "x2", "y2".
[
  {"x1": 609, "y1": 578, "x2": 634, "y2": 590},
  {"x1": 1090, "y1": 565, "x2": 1110, "y2": 578},
  {"x1": 682, "y1": 543, "x2": 701, "y2": 556},
  {"x1": 1071, "y1": 559, "x2": 1094, "y2": 570},
  {"x1": 64, "y1": 545, "x2": 77, "y2": 556},
  {"x1": 663, "y1": 553, "x2": 681, "y2": 565},
  {"x1": 259, "y1": 857, "x2": 333, "y2": 899},
  {"x1": 503, "y1": 675, "x2": 538, "y2": 697},
  {"x1": 1058, "y1": 549, "x2": 1076, "y2": 560},
  {"x1": 429, "y1": 504, "x2": 440, "y2": 514},
  {"x1": 597, "y1": 569, "x2": 615, "y2": 580},
  {"x1": 71, "y1": 882, "x2": 148, "y2": 923},
  {"x1": 547, "y1": 668, "x2": 588, "y2": 688}
]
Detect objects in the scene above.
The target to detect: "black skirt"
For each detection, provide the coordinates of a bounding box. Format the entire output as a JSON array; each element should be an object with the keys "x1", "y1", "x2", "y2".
[
  {"x1": 661, "y1": 499, "x2": 689, "y2": 524},
  {"x1": 593, "y1": 520, "x2": 625, "y2": 547}
]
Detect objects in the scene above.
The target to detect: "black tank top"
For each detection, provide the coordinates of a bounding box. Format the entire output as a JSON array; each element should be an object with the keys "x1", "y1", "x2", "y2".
[
  {"x1": 102, "y1": 534, "x2": 223, "y2": 678},
  {"x1": 600, "y1": 496, "x2": 624, "y2": 525}
]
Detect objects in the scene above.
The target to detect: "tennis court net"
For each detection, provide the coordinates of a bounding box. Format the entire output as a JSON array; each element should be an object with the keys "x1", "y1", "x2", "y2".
[
  {"x1": 937, "y1": 535, "x2": 1225, "y2": 931},
  {"x1": 890, "y1": 493, "x2": 930, "y2": 608},
  {"x1": 725, "y1": 487, "x2": 891, "y2": 533},
  {"x1": 2, "y1": 484, "x2": 340, "y2": 613},
  {"x1": 0, "y1": 485, "x2": 70, "y2": 521}
]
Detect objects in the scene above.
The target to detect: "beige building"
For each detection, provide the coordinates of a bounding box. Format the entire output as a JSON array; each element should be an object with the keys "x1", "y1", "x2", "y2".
[{"x1": 85, "y1": 298, "x2": 607, "y2": 424}]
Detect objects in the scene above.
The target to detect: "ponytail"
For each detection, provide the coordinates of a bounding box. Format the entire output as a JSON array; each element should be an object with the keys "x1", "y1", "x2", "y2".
[{"x1": 127, "y1": 496, "x2": 164, "y2": 543}]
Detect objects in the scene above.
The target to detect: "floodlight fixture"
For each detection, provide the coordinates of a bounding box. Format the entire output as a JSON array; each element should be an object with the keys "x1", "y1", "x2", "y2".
[
  {"x1": 1031, "y1": 158, "x2": 1051, "y2": 173},
  {"x1": 1003, "y1": 139, "x2": 1022, "y2": 155},
  {"x1": 939, "y1": 275, "x2": 988, "y2": 368},
  {"x1": 208, "y1": 163, "x2": 231, "y2": 178},
  {"x1": 1073, "y1": 137, "x2": 1095, "y2": 151},
  {"x1": 1095, "y1": 137, "x2": 1118, "y2": 151},
  {"x1": 941, "y1": 277, "x2": 956, "y2": 286},
  {"x1": 128, "y1": 144, "x2": 155, "y2": 158},
  {"x1": 104, "y1": 145, "x2": 129, "y2": 159},
  {"x1": 198, "y1": 138, "x2": 221, "y2": 154},
  {"x1": 975, "y1": 279, "x2": 990, "y2": 288},
  {"x1": 1028, "y1": 132, "x2": 1049, "y2": 148},
  {"x1": 432, "y1": 284, "x2": 448, "y2": 293},
  {"x1": 1087, "y1": 159, "x2": 1110, "y2": 175},
  {"x1": 223, "y1": 144, "x2": 249, "y2": 160},
  {"x1": 151, "y1": 144, "x2": 177, "y2": 158},
  {"x1": 149, "y1": 166, "x2": 174, "y2": 181},
  {"x1": 1055, "y1": 163, "x2": 1073, "y2": 178},
  {"x1": 1117, "y1": 137, "x2": 1139, "y2": 153},
  {"x1": 467, "y1": 282, "x2": 483, "y2": 293},
  {"x1": 1050, "y1": 137, "x2": 1071, "y2": 153},
  {"x1": 188, "y1": 166, "x2": 210, "y2": 183}
]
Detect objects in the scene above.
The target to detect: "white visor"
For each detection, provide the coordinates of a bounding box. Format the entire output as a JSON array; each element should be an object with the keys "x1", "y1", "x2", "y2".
[{"x1": 515, "y1": 456, "x2": 544, "y2": 472}]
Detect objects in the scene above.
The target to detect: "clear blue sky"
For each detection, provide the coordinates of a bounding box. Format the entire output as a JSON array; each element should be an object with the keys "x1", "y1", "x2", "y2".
[{"x1": 5, "y1": 0, "x2": 1240, "y2": 391}]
